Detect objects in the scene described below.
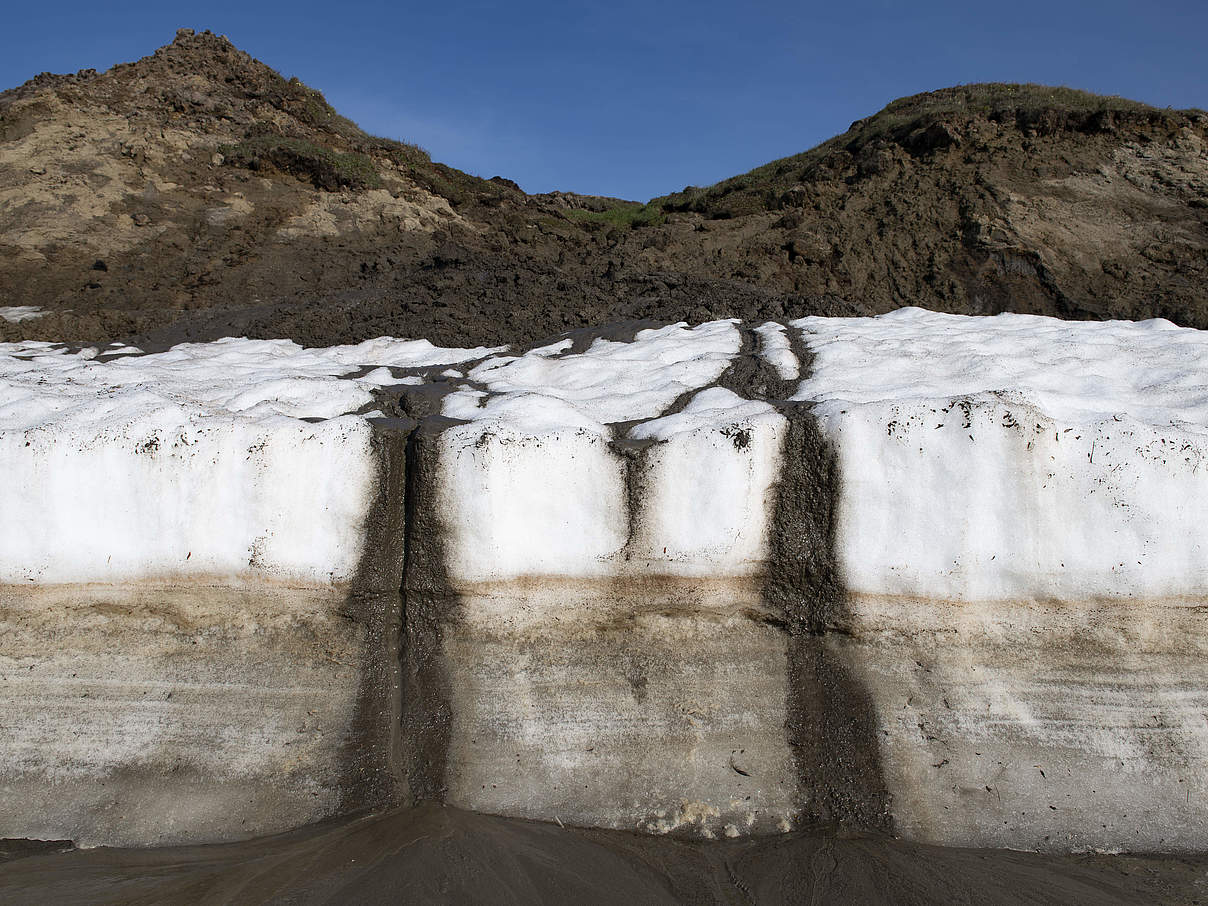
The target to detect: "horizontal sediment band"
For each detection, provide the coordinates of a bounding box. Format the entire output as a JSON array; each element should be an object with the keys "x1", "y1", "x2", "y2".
[
  {"x1": 0, "y1": 582, "x2": 400, "y2": 847},
  {"x1": 441, "y1": 578, "x2": 797, "y2": 837},
  {"x1": 839, "y1": 592, "x2": 1208, "y2": 851}
]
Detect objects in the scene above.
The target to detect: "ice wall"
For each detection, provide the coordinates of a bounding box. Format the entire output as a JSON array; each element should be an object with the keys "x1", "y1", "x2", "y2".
[
  {"x1": 0, "y1": 336, "x2": 490, "y2": 845},
  {"x1": 795, "y1": 308, "x2": 1208, "y2": 849},
  {"x1": 429, "y1": 322, "x2": 801, "y2": 836},
  {"x1": 5, "y1": 309, "x2": 1208, "y2": 852}
]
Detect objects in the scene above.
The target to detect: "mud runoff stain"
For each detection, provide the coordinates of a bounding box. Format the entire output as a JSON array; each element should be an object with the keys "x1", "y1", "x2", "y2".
[
  {"x1": 772, "y1": 405, "x2": 893, "y2": 830},
  {"x1": 399, "y1": 418, "x2": 459, "y2": 800},
  {"x1": 335, "y1": 418, "x2": 412, "y2": 814},
  {"x1": 0, "y1": 804, "x2": 1202, "y2": 905},
  {"x1": 743, "y1": 325, "x2": 892, "y2": 831}
]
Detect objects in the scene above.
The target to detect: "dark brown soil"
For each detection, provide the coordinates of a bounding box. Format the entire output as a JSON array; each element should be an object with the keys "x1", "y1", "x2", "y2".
[
  {"x1": 1, "y1": 31, "x2": 1205, "y2": 351},
  {"x1": 1, "y1": 804, "x2": 1205, "y2": 905}
]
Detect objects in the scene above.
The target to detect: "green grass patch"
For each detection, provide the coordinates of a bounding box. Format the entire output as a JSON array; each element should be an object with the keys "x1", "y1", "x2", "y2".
[
  {"x1": 567, "y1": 203, "x2": 665, "y2": 229},
  {"x1": 220, "y1": 134, "x2": 381, "y2": 191}
]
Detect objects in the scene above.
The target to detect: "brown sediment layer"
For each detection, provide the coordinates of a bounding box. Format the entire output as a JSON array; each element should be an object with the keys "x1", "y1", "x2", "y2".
[
  {"x1": 440, "y1": 586, "x2": 797, "y2": 835},
  {"x1": 0, "y1": 581, "x2": 366, "y2": 846}
]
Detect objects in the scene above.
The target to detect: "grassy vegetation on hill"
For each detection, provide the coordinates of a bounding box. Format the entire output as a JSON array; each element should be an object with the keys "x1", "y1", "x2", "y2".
[{"x1": 220, "y1": 133, "x2": 383, "y2": 190}]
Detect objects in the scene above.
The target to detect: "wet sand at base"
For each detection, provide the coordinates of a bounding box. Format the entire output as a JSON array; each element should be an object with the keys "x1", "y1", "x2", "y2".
[{"x1": 1, "y1": 805, "x2": 1205, "y2": 905}]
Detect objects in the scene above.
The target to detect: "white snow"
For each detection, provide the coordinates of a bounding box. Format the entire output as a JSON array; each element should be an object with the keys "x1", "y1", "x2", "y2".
[
  {"x1": 7, "y1": 307, "x2": 1208, "y2": 601},
  {"x1": 628, "y1": 388, "x2": 785, "y2": 575},
  {"x1": 446, "y1": 320, "x2": 741, "y2": 426},
  {"x1": 795, "y1": 307, "x2": 1208, "y2": 428},
  {"x1": 433, "y1": 322, "x2": 784, "y2": 583},
  {"x1": 437, "y1": 423, "x2": 628, "y2": 581},
  {"x1": 436, "y1": 379, "x2": 784, "y2": 582},
  {"x1": 0, "y1": 306, "x2": 46, "y2": 323},
  {"x1": 754, "y1": 321, "x2": 799, "y2": 381},
  {"x1": 794, "y1": 308, "x2": 1208, "y2": 601},
  {"x1": 0, "y1": 336, "x2": 496, "y2": 584}
]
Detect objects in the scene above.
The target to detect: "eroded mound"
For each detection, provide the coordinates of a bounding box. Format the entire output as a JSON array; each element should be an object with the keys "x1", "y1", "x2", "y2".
[{"x1": 0, "y1": 32, "x2": 1205, "y2": 350}]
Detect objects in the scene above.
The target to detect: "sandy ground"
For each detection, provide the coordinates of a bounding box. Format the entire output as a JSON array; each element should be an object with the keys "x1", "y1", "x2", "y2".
[{"x1": 1, "y1": 804, "x2": 1206, "y2": 905}]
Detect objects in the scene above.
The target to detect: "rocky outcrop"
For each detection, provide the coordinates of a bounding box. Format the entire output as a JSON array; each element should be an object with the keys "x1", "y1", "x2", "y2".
[{"x1": 0, "y1": 35, "x2": 1205, "y2": 351}]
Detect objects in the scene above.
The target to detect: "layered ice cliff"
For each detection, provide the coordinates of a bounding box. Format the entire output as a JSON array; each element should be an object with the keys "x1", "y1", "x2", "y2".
[
  {"x1": 797, "y1": 309, "x2": 1208, "y2": 602},
  {"x1": 3, "y1": 309, "x2": 1208, "y2": 851}
]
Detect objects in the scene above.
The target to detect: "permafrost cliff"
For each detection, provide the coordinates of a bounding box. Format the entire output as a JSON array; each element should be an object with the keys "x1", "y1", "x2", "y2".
[{"x1": 2, "y1": 308, "x2": 1207, "y2": 851}]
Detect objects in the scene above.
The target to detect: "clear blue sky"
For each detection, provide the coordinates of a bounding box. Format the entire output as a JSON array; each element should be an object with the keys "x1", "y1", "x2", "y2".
[{"x1": 3, "y1": 1, "x2": 1205, "y2": 200}]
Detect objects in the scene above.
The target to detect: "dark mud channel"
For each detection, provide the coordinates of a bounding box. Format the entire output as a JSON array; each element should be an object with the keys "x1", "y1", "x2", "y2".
[{"x1": 2, "y1": 804, "x2": 1205, "y2": 905}]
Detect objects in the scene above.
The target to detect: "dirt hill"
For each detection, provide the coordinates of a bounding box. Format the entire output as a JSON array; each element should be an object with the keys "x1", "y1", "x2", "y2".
[{"x1": 1, "y1": 29, "x2": 1205, "y2": 349}]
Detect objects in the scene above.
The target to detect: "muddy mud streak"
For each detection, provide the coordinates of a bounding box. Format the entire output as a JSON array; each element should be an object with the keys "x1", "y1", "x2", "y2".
[
  {"x1": 743, "y1": 321, "x2": 894, "y2": 831},
  {"x1": 771, "y1": 407, "x2": 894, "y2": 831},
  {"x1": 335, "y1": 418, "x2": 412, "y2": 813},
  {"x1": 399, "y1": 418, "x2": 457, "y2": 801}
]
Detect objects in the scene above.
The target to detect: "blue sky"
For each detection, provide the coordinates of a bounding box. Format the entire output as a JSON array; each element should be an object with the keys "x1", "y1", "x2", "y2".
[{"x1": 3, "y1": 1, "x2": 1205, "y2": 200}]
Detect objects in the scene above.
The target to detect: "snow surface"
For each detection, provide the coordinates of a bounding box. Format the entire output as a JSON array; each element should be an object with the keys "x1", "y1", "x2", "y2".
[
  {"x1": 754, "y1": 321, "x2": 799, "y2": 381},
  {"x1": 794, "y1": 308, "x2": 1208, "y2": 600},
  {"x1": 442, "y1": 320, "x2": 741, "y2": 428},
  {"x1": 435, "y1": 322, "x2": 786, "y2": 582},
  {"x1": 5, "y1": 308, "x2": 1208, "y2": 599}
]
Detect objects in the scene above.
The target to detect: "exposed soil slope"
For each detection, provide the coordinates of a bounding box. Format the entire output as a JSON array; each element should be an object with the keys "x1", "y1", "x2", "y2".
[{"x1": 1, "y1": 30, "x2": 1205, "y2": 350}]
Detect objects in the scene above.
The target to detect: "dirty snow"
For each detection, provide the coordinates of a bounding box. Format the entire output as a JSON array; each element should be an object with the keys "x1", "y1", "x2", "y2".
[
  {"x1": 0, "y1": 336, "x2": 496, "y2": 583},
  {"x1": 794, "y1": 308, "x2": 1208, "y2": 601}
]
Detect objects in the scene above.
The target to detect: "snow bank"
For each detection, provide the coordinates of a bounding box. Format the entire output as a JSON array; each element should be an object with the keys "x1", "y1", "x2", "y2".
[
  {"x1": 11, "y1": 307, "x2": 1206, "y2": 595},
  {"x1": 794, "y1": 308, "x2": 1208, "y2": 601},
  {"x1": 0, "y1": 337, "x2": 494, "y2": 584},
  {"x1": 434, "y1": 321, "x2": 785, "y2": 583},
  {"x1": 0, "y1": 321, "x2": 768, "y2": 586},
  {"x1": 7, "y1": 308, "x2": 1208, "y2": 849}
]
